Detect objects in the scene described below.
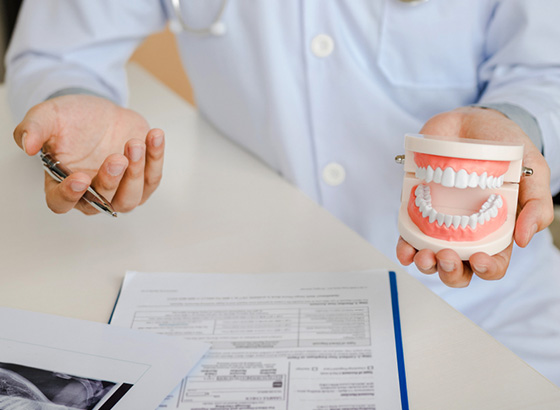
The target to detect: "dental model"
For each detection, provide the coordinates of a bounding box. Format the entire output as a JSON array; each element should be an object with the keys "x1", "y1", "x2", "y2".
[{"x1": 397, "y1": 134, "x2": 525, "y2": 259}]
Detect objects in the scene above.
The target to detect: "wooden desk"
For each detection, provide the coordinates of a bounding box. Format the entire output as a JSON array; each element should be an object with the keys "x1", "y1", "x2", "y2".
[{"x1": 1, "y1": 64, "x2": 558, "y2": 409}]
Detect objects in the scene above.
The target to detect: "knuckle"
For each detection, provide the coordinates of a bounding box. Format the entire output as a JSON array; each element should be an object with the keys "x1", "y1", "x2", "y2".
[
  {"x1": 475, "y1": 268, "x2": 504, "y2": 281},
  {"x1": 145, "y1": 173, "x2": 162, "y2": 187},
  {"x1": 126, "y1": 166, "x2": 144, "y2": 180},
  {"x1": 492, "y1": 271, "x2": 506, "y2": 281},
  {"x1": 96, "y1": 178, "x2": 118, "y2": 193},
  {"x1": 439, "y1": 271, "x2": 470, "y2": 288},
  {"x1": 147, "y1": 147, "x2": 164, "y2": 161},
  {"x1": 117, "y1": 204, "x2": 136, "y2": 213},
  {"x1": 113, "y1": 198, "x2": 140, "y2": 213},
  {"x1": 75, "y1": 201, "x2": 99, "y2": 215},
  {"x1": 46, "y1": 201, "x2": 65, "y2": 214},
  {"x1": 444, "y1": 277, "x2": 470, "y2": 288}
]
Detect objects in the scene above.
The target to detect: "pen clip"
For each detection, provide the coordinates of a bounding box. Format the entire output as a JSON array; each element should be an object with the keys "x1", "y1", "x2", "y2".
[{"x1": 39, "y1": 150, "x2": 68, "y2": 183}]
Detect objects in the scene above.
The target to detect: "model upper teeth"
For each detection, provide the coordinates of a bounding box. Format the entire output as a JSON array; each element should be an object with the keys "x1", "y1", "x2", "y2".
[
  {"x1": 414, "y1": 184, "x2": 503, "y2": 229},
  {"x1": 415, "y1": 166, "x2": 505, "y2": 189}
]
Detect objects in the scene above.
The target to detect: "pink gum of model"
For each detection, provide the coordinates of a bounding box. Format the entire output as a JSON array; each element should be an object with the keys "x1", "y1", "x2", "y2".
[{"x1": 398, "y1": 134, "x2": 524, "y2": 260}]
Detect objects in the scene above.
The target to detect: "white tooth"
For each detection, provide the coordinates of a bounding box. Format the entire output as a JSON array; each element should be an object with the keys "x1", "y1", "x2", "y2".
[
  {"x1": 484, "y1": 211, "x2": 491, "y2": 222},
  {"x1": 444, "y1": 214, "x2": 453, "y2": 227},
  {"x1": 477, "y1": 213, "x2": 485, "y2": 225},
  {"x1": 460, "y1": 215, "x2": 469, "y2": 228},
  {"x1": 479, "y1": 172, "x2": 488, "y2": 189},
  {"x1": 487, "y1": 176, "x2": 494, "y2": 189},
  {"x1": 455, "y1": 169, "x2": 468, "y2": 189},
  {"x1": 441, "y1": 167, "x2": 455, "y2": 187},
  {"x1": 422, "y1": 206, "x2": 431, "y2": 218},
  {"x1": 498, "y1": 175, "x2": 504, "y2": 187},
  {"x1": 488, "y1": 194, "x2": 496, "y2": 202},
  {"x1": 468, "y1": 172, "x2": 479, "y2": 188},
  {"x1": 433, "y1": 167, "x2": 443, "y2": 184},
  {"x1": 415, "y1": 196, "x2": 423, "y2": 207},
  {"x1": 415, "y1": 185, "x2": 423, "y2": 196},
  {"x1": 415, "y1": 168, "x2": 422, "y2": 179},
  {"x1": 489, "y1": 206, "x2": 498, "y2": 218},
  {"x1": 436, "y1": 213, "x2": 445, "y2": 226},
  {"x1": 429, "y1": 209, "x2": 437, "y2": 223},
  {"x1": 496, "y1": 196, "x2": 503, "y2": 208},
  {"x1": 452, "y1": 215, "x2": 461, "y2": 229},
  {"x1": 481, "y1": 201, "x2": 490, "y2": 211},
  {"x1": 426, "y1": 166, "x2": 434, "y2": 183},
  {"x1": 468, "y1": 214, "x2": 478, "y2": 230}
]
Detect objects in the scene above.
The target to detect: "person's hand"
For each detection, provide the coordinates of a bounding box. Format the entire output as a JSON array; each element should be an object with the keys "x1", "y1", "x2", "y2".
[
  {"x1": 397, "y1": 106, "x2": 554, "y2": 287},
  {"x1": 13, "y1": 94, "x2": 165, "y2": 215}
]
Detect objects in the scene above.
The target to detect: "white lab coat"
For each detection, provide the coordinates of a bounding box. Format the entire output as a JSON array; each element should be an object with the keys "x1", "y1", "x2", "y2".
[{"x1": 6, "y1": 0, "x2": 560, "y2": 385}]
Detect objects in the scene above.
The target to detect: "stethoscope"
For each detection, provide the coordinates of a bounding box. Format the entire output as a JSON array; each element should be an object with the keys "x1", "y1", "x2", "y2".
[
  {"x1": 170, "y1": 0, "x2": 428, "y2": 36},
  {"x1": 170, "y1": 0, "x2": 229, "y2": 36}
]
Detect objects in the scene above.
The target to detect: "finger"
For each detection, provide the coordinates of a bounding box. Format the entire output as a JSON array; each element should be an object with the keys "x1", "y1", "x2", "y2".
[
  {"x1": 396, "y1": 237, "x2": 417, "y2": 266},
  {"x1": 436, "y1": 249, "x2": 472, "y2": 288},
  {"x1": 140, "y1": 129, "x2": 165, "y2": 204},
  {"x1": 469, "y1": 243, "x2": 513, "y2": 281},
  {"x1": 110, "y1": 139, "x2": 146, "y2": 212},
  {"x1": 44, "y1": 172, "x2": 92, "y2": 214},
  {"x1": 514, "y1": 141, "x2": 554, "y2": 245},
  {"x1": 90, "y1": 154, "x2": 129, "y2": 199},
  {"x1": 413, "y1": 249, "x2": 438, "y2": 274},
  {"x1": 515, "y1": 168, "x2": 554, "y2": 248},
  {"x1": 13, "y1": 103, "x2": 56, "y2": 155}
]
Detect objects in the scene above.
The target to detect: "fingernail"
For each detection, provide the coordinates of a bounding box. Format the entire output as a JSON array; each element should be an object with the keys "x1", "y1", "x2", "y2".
[
  {"x1": 107, "y1": 163, "x2": 126, "y2": 176},
  {"x1": 418, "y1": 263, "x2": 435, "y2": 271},
  {"x1": 152, "y1": 134, "x2": 163, "y2": 148},
  {"x1": 70, "y1": 181, "x2": 88, "y2": 192},
  {"x1": 129, "y1": 145, "x2": 144, "y2": 162},
  {"x1": 22, "y1": 131, "x2": 28, "y2": 154},
  {"x1": 473, "y1": 264, "x2": 488, "y2": 274},
  {"x1": 439, "y1": 260, "x2": 456, "y2": 273}
]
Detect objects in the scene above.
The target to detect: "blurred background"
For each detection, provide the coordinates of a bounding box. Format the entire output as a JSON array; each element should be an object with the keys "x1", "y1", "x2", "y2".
[{"x1": 1, "y1": 1, "x2": 559, "y2": 248}]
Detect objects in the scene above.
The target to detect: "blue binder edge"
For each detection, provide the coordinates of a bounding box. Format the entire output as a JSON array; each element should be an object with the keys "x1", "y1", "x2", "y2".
[
  {"x1": 389, "y1": 271, "x2": 409, "y2": 410},
  {"x1": 107, "y1": 284, "x2": 122, "y2": 324}
]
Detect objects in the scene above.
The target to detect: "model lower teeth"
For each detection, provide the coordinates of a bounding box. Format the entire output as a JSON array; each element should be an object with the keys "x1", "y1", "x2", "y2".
[{"x1": 414, "y1": 184, "x2": 503, "y2": 229}]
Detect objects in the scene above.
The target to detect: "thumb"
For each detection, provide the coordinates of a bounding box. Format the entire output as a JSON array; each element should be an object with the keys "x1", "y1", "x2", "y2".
[
  {"x1": 13, "y1": 103, "x2": 57, "y2": 156},
  {"x1": 514, "y1": 149, "x2": 554, "y2": 247}
]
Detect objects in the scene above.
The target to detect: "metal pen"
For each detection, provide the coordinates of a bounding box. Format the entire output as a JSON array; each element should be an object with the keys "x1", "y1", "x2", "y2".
[{"x1": 39, "y1": 150, "x2": 117, "y2": 217}]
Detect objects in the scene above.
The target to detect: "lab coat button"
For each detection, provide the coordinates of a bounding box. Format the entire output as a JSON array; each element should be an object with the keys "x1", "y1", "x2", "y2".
[
  {"x1": 322, "y1": 163, "x2": 346, "y2": 186},
  {"x1": 311, "y1": 34, "x2": 335, "y2": 58}
]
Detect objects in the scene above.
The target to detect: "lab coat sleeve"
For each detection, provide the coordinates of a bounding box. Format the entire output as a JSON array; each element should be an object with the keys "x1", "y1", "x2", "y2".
[
  {"x1": 477, "y1": 0, "x2": 560, "y2": 194},
  {"x1": 5, "y1": 0, "x2": 168, "y2": 121}
]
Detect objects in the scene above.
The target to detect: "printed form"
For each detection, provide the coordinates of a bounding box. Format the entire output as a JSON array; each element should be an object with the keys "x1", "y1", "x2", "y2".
[{"x1": 110, "y1": 270, "x2": 406, "y2": 410}]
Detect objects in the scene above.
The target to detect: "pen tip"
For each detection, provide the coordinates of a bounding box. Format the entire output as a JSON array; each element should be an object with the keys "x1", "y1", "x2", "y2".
[{"x1": 112, "y1": 212, "x2": 118, "y2": 218}]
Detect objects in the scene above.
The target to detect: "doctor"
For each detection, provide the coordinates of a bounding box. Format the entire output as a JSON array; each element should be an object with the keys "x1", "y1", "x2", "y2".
[{"x1": 6, "y1": 0, "x2": 560, "y2": 384}]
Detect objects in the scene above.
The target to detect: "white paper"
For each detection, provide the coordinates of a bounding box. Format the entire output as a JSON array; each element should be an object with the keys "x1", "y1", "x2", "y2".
[
  {"x1": 0, "y1": 307, "x2": 209, "y2": 410},
  {"x1": 111, "y1": 270, "x2": 403, "y2": 410}
]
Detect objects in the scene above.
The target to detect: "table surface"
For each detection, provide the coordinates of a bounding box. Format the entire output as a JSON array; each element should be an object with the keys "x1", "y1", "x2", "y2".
[{"x1": 1, "y1": 64, "x2": 559, "y2": 409}]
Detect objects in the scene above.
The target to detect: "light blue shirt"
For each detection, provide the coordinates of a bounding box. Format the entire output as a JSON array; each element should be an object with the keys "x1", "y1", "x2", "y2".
[{"x1": 6, "y1": 0, "x2": 560, "y2": 384}]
